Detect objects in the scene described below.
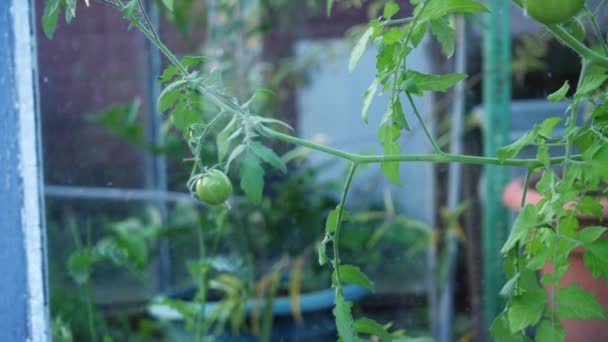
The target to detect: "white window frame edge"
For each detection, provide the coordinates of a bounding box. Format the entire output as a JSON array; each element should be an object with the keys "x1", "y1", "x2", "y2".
[{"x1": 13, "y1": 0, "x2": 51, "y2": 340}]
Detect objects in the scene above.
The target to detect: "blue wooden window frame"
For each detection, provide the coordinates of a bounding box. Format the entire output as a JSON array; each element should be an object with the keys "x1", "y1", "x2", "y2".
[{"x1": 0, "y1": 0, "x2": 50, "y2": 340}]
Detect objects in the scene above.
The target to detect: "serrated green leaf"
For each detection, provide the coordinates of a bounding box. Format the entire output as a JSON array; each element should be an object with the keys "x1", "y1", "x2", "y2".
[
  {"x1": 318, "y1": 232, "x2": 333, "y2": 267},
  {"x1": 68, "y1": 248, "x2": 100, "y2": 285},
  {"x1": 430, "y1": 18, "x2": 455, "y2": 58},
  {"x1": 162, "y1": 0, "x2": 174, "y2": 11},
  {"x1": 336, "y1": 264, "x2": 373, "y2": 290},
  {"x1": 502, "y1": 205, "x2": 537, "y2": 253},
  {"x1": 577, "y1": 227, "x2": 608, "y2": 245},
  {"x1": 392, "y1": 96, "x2": 410, "y2": 131},
  {"x1": 403, "y1": 70, "x2": 467, "y2": 95},
  {"x1": 538, "y1": 117, "x2": 562, "y2": 137},
  {"x1": 159, "y1": 65, "x2": 178, "y2": 84},
  {"x1": 576, "y1": 63, "x2": 608, "y2": 96},
  {"x1": 240, "y1": 154, "x2": 264, "y2": 203},
  {"x1": 383, "y1": 27, "x2": 406, "y2": 44},
  {"x1": 226, "y1": 144, "x2": 246, "y2": 172},
  {"x1": 325, "y1": 208, "x2": 339, "y2": 234},
  {"x1": 578, "y1": 196, "x2": 603, "y2": 219},
  {"x1": 217, "y1": 116, "x2": 238, "y2": 162},
  {"x1": 497, "y1": 130, "x2": 537, "y2": 163},
  {"x1": 383, "y1": 2, "x2": 400, "y2": 18},
  {"x1": 157, "y1": 79, "x2": 187, "y2": 113},
  {"x1": 362, "y1": 78, "x2": 379, "y2": 123},
  {"x1": 556, "y1": 284, "x2": 606, "y2": 320},
  {"x1": 350, "y1": 27, "x2": 374, "y2": 73},
  {"x1": 43, "y1": 0, "x2": 62, "y2": 39},
  {"x1": 500, "y1": 274, "x2": 520, "y2": 298},
  {"x1": 377, "y1": 121, "x2": 401, "y2": 185},
  {"x1": 158, "y1": 87, "x2": 181, "y2": 113},
  {"x1": 508, "y1": 290, "x2": 547, "y2": 333},
  {"x1": 318, "y1": 238, "x2": 329, "y2": 266},
  {"x1": 535, "y1": 319, "x2": 566, "y2": 342},
  {"x1": 354, "y1": 317, "x2": 391, "y2": 339},
  {"x1": 536, "y1": 144, "x2": 550, "y2": 168},
  {"x1": 548, "y1": 81, "x2": 570, "y2": 103},
  {"x1": 408, "y1": 21, "x2": 429, "y2": 47},
  {"x1": 417, "y1": 0, "x2": 488, "y2": 22},
  {"x1": 490, "y1": 312, "x2": 530, "y2": 342},
  {"x1": 334, "y1": 291, "x2": 358, "y2": 342},
  {"x1": 172, "y1": 102, "x2": 199, "y2": 131},
  {"x1": 250, "y1": 142, "x2": 287, "y2": 173},
  {"x1": 583, "y1": 247, "x2": 608, "y2": 280}
]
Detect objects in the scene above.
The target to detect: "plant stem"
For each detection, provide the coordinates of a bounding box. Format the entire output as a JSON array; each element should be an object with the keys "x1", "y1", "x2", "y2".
[
  {"x1": 382, "y1": 17, "x2": 414, "y2": 26},
  {"x1": 84, "y1": 282, "x2": 98, "y2": 342},
  {"x1": 406, "y1": 92, "x2": 443, "y2": 154},
  {"x1": 520, "y1": 167, "x2": 533, "y2": 208},
  {"x1": 586, "y1": 7, "x2": 608, "y2": 56},
  {"x1": 332, "y1": 162, "x2": 358, "y2": 288},
  {"x1": 259, "y1": 126, "x2": 576, "y2": 168}
]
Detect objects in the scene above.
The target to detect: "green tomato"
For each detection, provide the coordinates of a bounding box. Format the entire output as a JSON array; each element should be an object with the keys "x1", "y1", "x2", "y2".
[
  {"x1": 195, "y1": 170, "x2": 232, "y2": 205},
  {"x1": 524, "y1": 0, "x2": 585, "y2": 25}
]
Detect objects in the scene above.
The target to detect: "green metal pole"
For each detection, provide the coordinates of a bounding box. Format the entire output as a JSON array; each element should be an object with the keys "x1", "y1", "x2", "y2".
[{"x1": 483, "y1": 0, "x2": 511, "y2": 334}]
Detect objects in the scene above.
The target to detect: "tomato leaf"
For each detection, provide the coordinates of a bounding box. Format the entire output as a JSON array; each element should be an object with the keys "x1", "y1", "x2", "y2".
[
  {"x1": 216, "y1": 116, "x2": 238, "y2": 162},
  {"x1": 172, "y1": 102, "x2": 199, "y2": 131},
  {"x1": 240, "y1": 154, "x2": 264, "y2": 203},
  {"x1": 334, "y1": 264, "x2": 374, "y2": 290},
  {"x1": 349, "y1": 27, "x2": 374, "y2": 73},
  {"x1": 535, "y1": 319, "x2": 566, "y2": 342},
  {"x1": 497, "y1": 130, "x2": 537, "y2": 163},
  {"x1": 501, "y1": 205, "x2": 537, "y2": 254},
  {"x1": 417, "y1": 0, "x2": 488, "y2": 22},
  {"x1": 333, "y1": 290, "x2": 358, "y2": 342},
  {"x1": 402, "y1": 70, "x2": 467, "y2": 95},
  {"x1": 490, "y1": 312, "x2": 530, "y2": 342},
  {"x1": 377, "y1": 121, "x2": 402, "y2": 185},
  {"x1": 548, "y1": 81, "x2": 570, "y2": 103},
  {"x1": 430, "y1": 18, "x2": 455, "y2": 58},
  {"x1": 362, "y1": 78, "x2": 379, "y2": 124},
  {"x1": 250, "y1": 142, "x2": 287, "y2": 173},
  {"x1": 42, "y1": 0, "x2": 62, "y2": 39},
  {"x1": 383, "y1": 1, "x2": 400, "y2": 19},
  {"x1": 354, "y1": 317, "x2": 391, "y2": 339},
  {"x1": 507, "y1": 289, "x2": 547, "y2": 333},
  {"x1": 68, "y1": 248, "x2": 100, "y2": 285},
  {"x1": 556, "y1": 284, "x2": 606, "y2": 320}
]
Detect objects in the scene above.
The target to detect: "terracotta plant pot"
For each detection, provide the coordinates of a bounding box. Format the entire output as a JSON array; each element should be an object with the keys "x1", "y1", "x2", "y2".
[{"x1": 503, "y1": 178, "x2": 608, "y2": 341}]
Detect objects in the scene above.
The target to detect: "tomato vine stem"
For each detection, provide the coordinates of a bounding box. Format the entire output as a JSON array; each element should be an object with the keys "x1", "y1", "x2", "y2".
[
  {"x1": 259, "y1": 126, "x2": 577, "y2": 168},
  {"x1": 332, "y1": 162, "x2": 358, "y2": 290}
]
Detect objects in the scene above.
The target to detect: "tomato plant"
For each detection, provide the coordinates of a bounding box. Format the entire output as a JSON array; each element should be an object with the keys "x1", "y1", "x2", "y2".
[{"x1": 42, "y1": 0, "x2": 608, "y2": 341}]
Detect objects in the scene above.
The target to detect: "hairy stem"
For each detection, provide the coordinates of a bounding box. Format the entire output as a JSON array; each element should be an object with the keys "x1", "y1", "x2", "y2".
[
  {"x1": 260, "y1": 126, "x2": 576, "y2": 168},
  {"x1": 333, "y1": 162, "x2": 358, "y2": 288}
]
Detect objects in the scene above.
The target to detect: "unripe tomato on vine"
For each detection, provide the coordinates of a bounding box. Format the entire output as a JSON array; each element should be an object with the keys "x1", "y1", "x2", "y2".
[
  {"x1": 195, "y1": 169, "x2": 233, "y2": 205},
  {"x1": 524, "y1": 0, "x2": 585, "y2": 24}
]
